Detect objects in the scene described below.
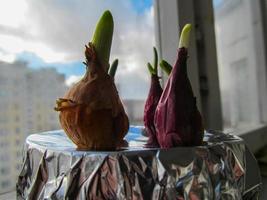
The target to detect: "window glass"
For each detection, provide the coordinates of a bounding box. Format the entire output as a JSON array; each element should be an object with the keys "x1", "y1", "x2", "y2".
[
  {"x1": 213, "y1": 0, "x2": 265, "y2": 131},
  {"x1": 0, "y1": 0, "x2": 154, "y2": 194}
]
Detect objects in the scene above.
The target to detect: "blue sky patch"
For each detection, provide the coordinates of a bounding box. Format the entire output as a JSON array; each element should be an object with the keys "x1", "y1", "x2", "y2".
[
  {"x1": 213, "y1": 0, "x2": 224, "y2": 8},
  {"x1": 16, "y1": 51, "x2": 85, "y2": 77},
  {"x1": 130, "y1": 0, "x2": 153, "y2": 14}
]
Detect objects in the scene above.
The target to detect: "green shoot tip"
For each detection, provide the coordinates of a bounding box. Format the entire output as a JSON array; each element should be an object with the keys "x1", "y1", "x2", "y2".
[{"x1": 178, "y1": 24, "x2": 192, "y2": 48}]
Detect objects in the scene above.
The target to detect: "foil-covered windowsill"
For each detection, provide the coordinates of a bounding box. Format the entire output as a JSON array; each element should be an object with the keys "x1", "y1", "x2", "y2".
[{"x1": 17, "y1": 126, "x2": 262, "y2": 199}]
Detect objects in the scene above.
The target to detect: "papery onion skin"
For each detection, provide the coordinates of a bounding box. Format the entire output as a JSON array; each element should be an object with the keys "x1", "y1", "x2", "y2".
[
  {"x1": 154, "y1": 48, "x2": 203, "y2": 148},
  {"x1": 144, "y1": 75, "x2": 162, "y2": 147},
  {"x1": 154, "y1": 24, "x2": 204, "y2": 148},
  {"x1": 144, "y1": 47, "x2": 162, "y2": 147}
]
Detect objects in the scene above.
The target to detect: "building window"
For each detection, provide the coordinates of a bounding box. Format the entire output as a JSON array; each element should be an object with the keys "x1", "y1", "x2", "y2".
[
  {"x1": 0, "y1": 154, "x2": 9, "y2": 162},
  {"x1": 0, "y1": 77, "x2": 8, "y2": 85},
  {"x1": 13, "y1": 103, "x2": 19, "y2": 110},
  {"x1": 15, "y1": 139, "x2": 20, "y2": 146},
  {"x1": 0, "y1": 142, "x2": 8, "y2": 148},
  {"x1": 16, "y1": 151, "x2": 21, "y2": 158},
  {"x1": 1, "y1": 180, "x2": 10, "y2": 189},
  {"x1": 0, "y1": 167, "x2": 10, "y2": 174},
  {"x1": 15, "y1": 116, "x2": 20, "y2": 122},
  {"x1": 37, "y1": 125, "x2": 42, "y2": 130},
  {"x1": 0, "y1": 129, "x2": 7, "y2": 136},
  {"x1": 15, "y1": 127, "x2": 20, "y2": 134},
  {"x1": 16, "y1": 164, "x2": 21, "y2": 171},
  {"x1": 0, "y1": 90, "x2": 7, "y2": 97}
]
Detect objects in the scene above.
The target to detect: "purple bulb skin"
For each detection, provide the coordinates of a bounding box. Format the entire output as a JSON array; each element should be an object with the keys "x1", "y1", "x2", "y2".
[
  {"x1": 144, "y1": 74, "x2": 163, "y2": 148},
  {"x1": 154, "y1": 47, "x2": 204, "y2": 149}
]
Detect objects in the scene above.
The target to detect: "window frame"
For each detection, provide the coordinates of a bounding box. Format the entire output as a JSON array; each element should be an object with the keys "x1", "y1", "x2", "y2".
[{"x1": 154, "y1": 0, "x2": 267, "y2": 153}]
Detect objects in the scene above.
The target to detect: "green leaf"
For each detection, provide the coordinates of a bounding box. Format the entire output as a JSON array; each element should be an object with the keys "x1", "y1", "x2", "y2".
[
  {"x1": 109, "y1": 59, "x2": 119, "y2": 77},
  {"x1": 147, "y1": 62, "x2": 155, "y2": 75},
  {"x1": 160, "y1": 60, "x2": 172, "y2": 75},
  {"x1": 153, "y1": 47, "x2": 158, "y2": 75},
  {"x1": 91, "y1": 10, "x2": 114, "y2": 72}
]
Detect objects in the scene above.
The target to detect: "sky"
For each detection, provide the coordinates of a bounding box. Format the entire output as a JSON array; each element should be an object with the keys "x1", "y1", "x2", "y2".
[
  {"x1": 0, "y1": 0, "x2": 154, "y2": 100},
  {"x1": 213, "y1": 0, "x2": 223, "y2": 8}
]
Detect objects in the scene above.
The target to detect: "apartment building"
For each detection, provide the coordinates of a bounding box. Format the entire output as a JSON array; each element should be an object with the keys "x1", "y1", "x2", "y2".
[{"x1": 0, "y1": 61, "x2": 67, "y2": 193}]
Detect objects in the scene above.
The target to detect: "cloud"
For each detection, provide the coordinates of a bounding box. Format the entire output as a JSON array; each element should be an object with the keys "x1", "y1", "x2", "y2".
[
  {"x1": 0, "y1": 34, "x2": 66, "y2": 62},
  {"x1": 0, "y1": 0, "x2": 27, "y2": 28},
  {"x1": 21, "y1": 0, "x2": 155, "y2": 62},
  {"x1": 0, "y1": 0, "x2": 155, "y2": 99},
  {"x1": 65, "y1": 75, "x2": 83, "y2": 86}
]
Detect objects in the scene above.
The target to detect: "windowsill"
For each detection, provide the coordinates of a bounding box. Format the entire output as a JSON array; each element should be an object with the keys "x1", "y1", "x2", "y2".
[
  {"x1": 226, "y1": 124, "x2": 267, "y2": 153},
  {"x1": 0, "y1": 190, "x2": 16, "y2": 200}
]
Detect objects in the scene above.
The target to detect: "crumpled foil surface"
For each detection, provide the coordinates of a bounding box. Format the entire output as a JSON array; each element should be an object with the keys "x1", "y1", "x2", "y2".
[{"x1": 17, "y1": 126, "x2": 262, "y2": 200}]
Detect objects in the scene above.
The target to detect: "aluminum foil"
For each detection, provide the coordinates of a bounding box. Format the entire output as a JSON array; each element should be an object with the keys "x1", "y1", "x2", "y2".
[{"x1": 17, "y1": 126, "x2": 262, "y2": 200}]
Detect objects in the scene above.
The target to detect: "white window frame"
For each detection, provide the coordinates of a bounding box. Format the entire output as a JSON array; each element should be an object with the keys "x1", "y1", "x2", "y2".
[{"x1": 154, "y1": 0, "x2": 267, "y2": 153}]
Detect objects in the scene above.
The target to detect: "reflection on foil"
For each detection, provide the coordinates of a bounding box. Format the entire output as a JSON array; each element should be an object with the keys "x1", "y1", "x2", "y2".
[{"x1": 17, "y1": 127, "x2": 262, "y2": 199}]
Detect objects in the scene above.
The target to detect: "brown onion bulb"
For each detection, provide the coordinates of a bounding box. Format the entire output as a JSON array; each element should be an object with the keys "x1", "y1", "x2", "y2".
[{"x1": 55, "y1": 11, "x2": 129, "y2": 150}]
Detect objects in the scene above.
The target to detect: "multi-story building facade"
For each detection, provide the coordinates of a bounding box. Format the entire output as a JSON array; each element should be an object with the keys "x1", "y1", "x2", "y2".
[
  {"x1": 0, "y1": 61, "x2": 67, "y2": 193},
  {"x1": 0, "y1": 61, "x2": 28, "y2": 192},
  {"x1": 122, "y1": 99, "x2": 144, "y2": 125},
  {"x1": 25, "y1": 68, "x2": 67, "y2": 133}
]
